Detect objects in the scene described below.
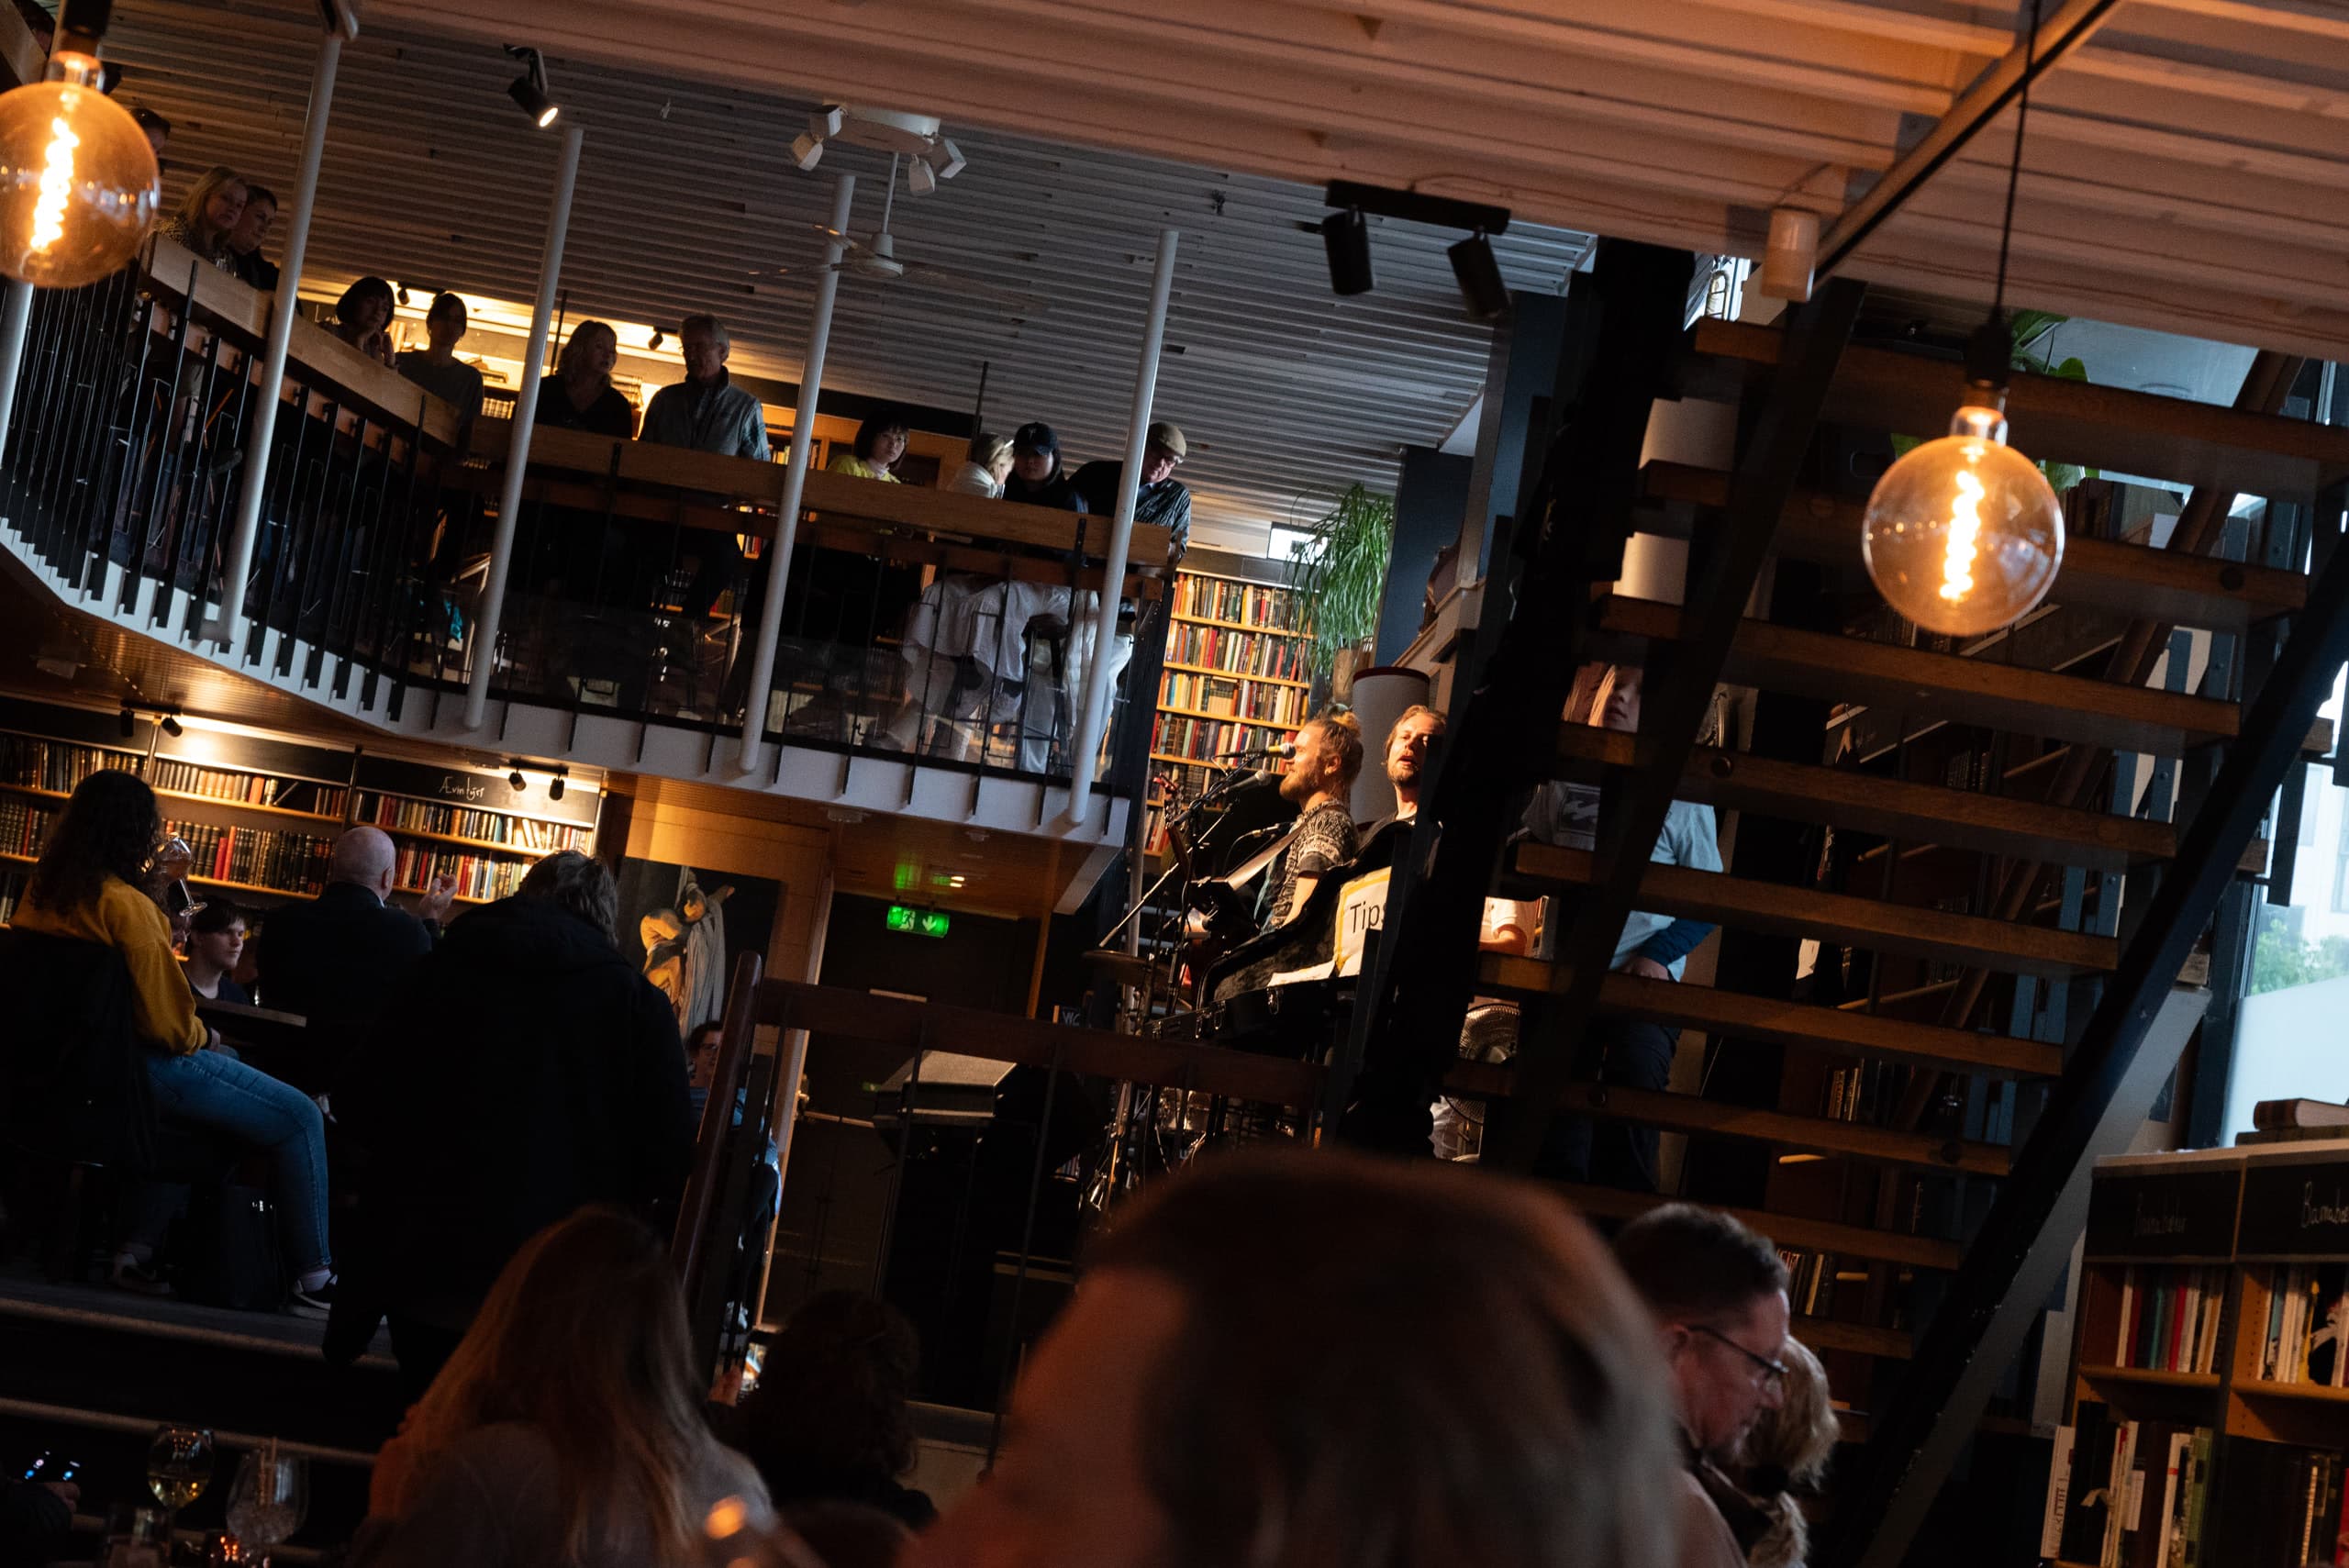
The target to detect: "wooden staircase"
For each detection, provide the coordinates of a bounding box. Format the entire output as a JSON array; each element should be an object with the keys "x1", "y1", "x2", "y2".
[{"x1": 1349, "y1": 245, "x2": 2349, "y2": 1564}]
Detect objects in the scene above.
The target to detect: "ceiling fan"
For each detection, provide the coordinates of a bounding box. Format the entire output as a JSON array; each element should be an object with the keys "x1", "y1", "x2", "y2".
[{"x1": 809, "y1": 153, "x2": 1044, "y2": 316}]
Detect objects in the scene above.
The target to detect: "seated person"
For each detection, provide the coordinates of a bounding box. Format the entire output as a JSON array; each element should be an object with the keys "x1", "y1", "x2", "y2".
[
  {"x1": 1522, "y1": 662, "x2": 1720, "y2": 1193},
  {"x1": 998, "y1": 423, "x2": 1085, "y2": 512},
  {"x1": 13, "y1": 770, "x2": 335, "y2": 1311},
  {"x1": 1208, "y1": 711, "x2": 1364, "y2": 1002},
  {"x1": 228, "y1": 183, "x2": 279, "y2": 291},
  {"x1": 907, "y1": 1150, "x2": 1682, "y2": 1568},
  {"x1": 334, "y1": 276, "x2": 398, "y2": 368},
  {"x1": 537, "y1": 320, "x2": 636, "y2": 437},
  {"x1": 729, "y1": 1292, "x2": 936, "y2": 1528},
  {"x1": 1069, "y1": 419, "x2": 1190, "y2": 562},
  {"x1": 828, "y1": 410, "x2": 909, "y2": 482},
  {"x1": 947, "y1": 432, "x2": 1012, "y2": 497},
  {"x1": 1730, "y1": 1337, "x2": 1839, "y2": 1568},
  {"x1": 352, "y1": 1207, "x2": 768, "y2": 1568},
  {"x1": 182, "y1": 896, "x2": 252, "y2": 1005}
]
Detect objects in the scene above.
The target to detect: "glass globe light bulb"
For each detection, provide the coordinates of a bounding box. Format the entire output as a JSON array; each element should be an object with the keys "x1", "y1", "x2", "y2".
[
  {"x1": 1861, "y1": 402, "x2": 2065, "y2": 637},
  {"x1": 0, "y1": 52, "x2": 160, "y2": 289}
]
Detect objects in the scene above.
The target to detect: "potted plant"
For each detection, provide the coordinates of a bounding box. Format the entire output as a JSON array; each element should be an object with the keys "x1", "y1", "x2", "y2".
[{"x1": 1285, "y1": 482, "x2": 1396, "y2": 692}]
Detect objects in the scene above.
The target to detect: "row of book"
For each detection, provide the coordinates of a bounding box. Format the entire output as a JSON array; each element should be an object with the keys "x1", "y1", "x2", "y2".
[
  {"x1": 1151, "y1": 715, "x2": 1285, "y2": 767},
  {"x1": 1172, "y1": 577, "x2": 1302, "y2": 631},
  {"x1": 150, "y1": 759, "x2": 348, "y2": 817},
  {"x1": 393, "y1": 847, "x2": 532, "y2": 903},
  {"x1": 163, "y1": 820, "x2": 332, "y2": 897},
  {"x1": 0, "y1": 795, "x2": 53, "y2": 859},
  {"x1": 1821, "y1": 1061, "x2": 1915, "y2": 1125},
  {"x1": 2041, "y1": 1413, "x2": 2212, "y2": 1568},
  {"x1": 1166, "y1": 624, "x2": 1309, "y2": 682},
  {"x1": 0, "y1": 736, "x2": 139, "y2": 795},
  {"x1": 2217, "y1": 1441, "x2": 2349, "y2": 1568},
  {"x1": 2261, "y1": 1263, "x2": 2349, "y2": 1386},
  {"x1": 2112, "y1": 1265, "x2": 2226, "y2": 1374},
  {"x1": 354, "y1": 792, "x2": 590, "y2": 852},
  {"x1": 0, "y1": 867, "x2": 25, "y2": 926},
  {"x1": 1157, "y1": 672, "x2": 1306, "y2": 727},
  {"x1": 1779, "y1": 1250, "x2": 1848, "y2": 1319}
]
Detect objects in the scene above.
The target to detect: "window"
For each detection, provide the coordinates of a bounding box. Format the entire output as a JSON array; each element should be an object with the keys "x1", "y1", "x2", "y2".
[{"x1": 1267, "y1": 525, "x2": 1314, "y2": 562}]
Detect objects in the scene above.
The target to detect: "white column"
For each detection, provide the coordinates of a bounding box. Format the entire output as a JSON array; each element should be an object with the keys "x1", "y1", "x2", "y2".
[
  {"x1": 462, "y1": 122, "x2": 584, "y2": 730},
  {"x1": 204, "y1": 28, "x2": 340, "y2": 650},
  {"x1": 1063, "y1": 228, "x2": 1177, "y2": 827},
  {"x1": 0, "y1": 279, "x2": 35, "y2": 469},
  {"x1": 739, "y1": 172, "x2": 855, "y2": 771}
]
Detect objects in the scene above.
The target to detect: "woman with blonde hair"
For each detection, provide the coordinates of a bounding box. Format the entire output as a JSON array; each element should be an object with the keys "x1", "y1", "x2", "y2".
[
  {"x1": 158, "y1": 166, "x2": 247, "y2": 272},
  {"x1": 1734, "y1": 1337, "x2": 1839, "y2": 1568},
  {"x1": 535, "y1": 320, "x2": 636, "y2": 438},
  {"x1": 352, "y1": 1207, "x2": 763, "y2": 1568},
  {"x1": 947, "y1": 432, "x2": 1013, "y2": 497}
]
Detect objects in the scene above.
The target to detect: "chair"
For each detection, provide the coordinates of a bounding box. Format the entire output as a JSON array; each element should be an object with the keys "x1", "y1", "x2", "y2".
[{"x1": 0, "y1": 929, "x2": 231, "y2": 1280}]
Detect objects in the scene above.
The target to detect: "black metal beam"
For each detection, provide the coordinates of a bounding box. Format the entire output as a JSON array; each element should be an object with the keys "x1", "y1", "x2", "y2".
[
  {"x1": 1330, "y1": 240, "x2": 1689, "y2": 1152},
  {"x1": 1825, "y1": 484, "x2": 2349, "y2": 1568},
  {"x1": 1483, "y1": 277, "x2": 1864, "y2": 1173}
]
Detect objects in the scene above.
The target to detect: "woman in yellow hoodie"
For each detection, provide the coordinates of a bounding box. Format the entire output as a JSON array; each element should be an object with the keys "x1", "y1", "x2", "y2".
[{"x1": 17, "y1": 769, "x2": 335, "y2": 1312}]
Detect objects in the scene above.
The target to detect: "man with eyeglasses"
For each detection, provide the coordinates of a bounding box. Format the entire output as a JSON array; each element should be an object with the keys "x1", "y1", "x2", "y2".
[{"x1": 1613, "y1": 1202, "x2": 1793, "y2": 1568}]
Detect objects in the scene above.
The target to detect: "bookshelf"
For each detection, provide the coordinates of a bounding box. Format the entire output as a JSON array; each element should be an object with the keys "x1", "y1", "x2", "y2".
[
  {"x1": 2042, "y1": 1145, "x2": 2349, "y2": 1567},
  {"x1": 0, "y1": 695, "x2": 603, "y2": 921},
  {"x1": 1147, "y1": 566, "x2": 1313, "y2": 856}
]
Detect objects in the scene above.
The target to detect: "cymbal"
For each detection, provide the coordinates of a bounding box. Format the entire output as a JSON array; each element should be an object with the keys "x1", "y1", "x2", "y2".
[{"x1": 1081, "y1": 948, "x2": 1161, "y2": 988}]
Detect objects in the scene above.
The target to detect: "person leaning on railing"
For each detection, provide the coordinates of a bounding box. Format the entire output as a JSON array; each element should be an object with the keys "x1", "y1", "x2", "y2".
[
  {"x1": 156, "y1": 165, "x2": 248, "y2": 274},
  {"x1": 827, "y1": 409, "x2": 908, "y2": 482},
  {"x1": 228, "y1": 183, "x2": 279, "y2": 291},
  {"x1": 395, "y1": 292, "x2": 485, "y2": 441},
  {"x1": 948, "y1": 432, "x2": 1013, "y2": 498},
  {"x1": 534, "y1": 321, "x2": 636, "y2": 438},
  {"x1": 640, "y1": 314, "x2": 771, "y2": 626},
  {"x1": 334, "y1": 276, "x2": 399, "y2": 370}
]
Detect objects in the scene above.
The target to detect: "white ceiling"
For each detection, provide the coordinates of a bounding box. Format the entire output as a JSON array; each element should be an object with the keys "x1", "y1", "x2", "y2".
[{"x1": 103, "y1": 0, "x2": 1597, "y2": 555}]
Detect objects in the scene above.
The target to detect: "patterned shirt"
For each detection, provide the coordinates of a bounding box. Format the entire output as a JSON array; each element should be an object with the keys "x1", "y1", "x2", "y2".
[{"x1": 1264, "y1": 800, "x2": 1361, "y2": 929}]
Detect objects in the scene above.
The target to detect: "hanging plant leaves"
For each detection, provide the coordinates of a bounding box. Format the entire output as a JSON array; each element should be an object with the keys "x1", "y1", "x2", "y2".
[{"x1": 1284, "y1": 482, "x2": 1397, "y2": 681}]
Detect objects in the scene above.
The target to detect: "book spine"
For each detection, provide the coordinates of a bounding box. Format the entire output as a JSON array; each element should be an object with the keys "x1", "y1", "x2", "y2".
[{"x1": 2043, "y1": 1425, "x2": 2076, "y2": 1558}]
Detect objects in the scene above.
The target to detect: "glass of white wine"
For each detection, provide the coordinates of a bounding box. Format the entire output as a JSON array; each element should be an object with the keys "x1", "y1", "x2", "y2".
[
  {"x1": 224, "y1": 1444, "x2": 306, "y2": 1562},
  {"x1": 144, "y1": 1424, "x2": 214, "y2": 1513}
]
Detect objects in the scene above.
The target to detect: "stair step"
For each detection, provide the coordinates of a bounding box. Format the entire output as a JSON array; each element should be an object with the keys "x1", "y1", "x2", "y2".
[
  {"x1": 1797, "y1": 1316, "x2": 1915, "y2": 1361},
  {"x1": 1549, "y1": 1081, "x2": 2009, "y2": 1175},
  {"x1": 1550, "y1": 1183, "x2": 1965, "y2": 1271},
  {"x1": 1510, "y1": 842, "x2": 2118, "y2": 979},
  {"x1": 1596, "y1": 595, "x2": 2239, "y2": 759},
  {"x1": 1553, "y1": 724, "x2": 2173, "y2": 872},
  {"x1": 1635, "y1": 461, "x2": 2307, "y2": 633},
  {"x1": 1475, "y1": 959, "x2": 2064, "y2": 1079},
  {"x1": 1681, "y1": 317, "x2": 2349, "y2": 499}
]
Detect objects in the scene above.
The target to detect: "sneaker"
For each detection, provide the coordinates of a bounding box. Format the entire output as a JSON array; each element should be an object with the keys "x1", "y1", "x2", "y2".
[
  {"x1": 287, "y1": 1275, "x2": 335, "y2": 1318},
  {"x1": 109, "y1": 1251, "x2": 172, "y2": 1296}
]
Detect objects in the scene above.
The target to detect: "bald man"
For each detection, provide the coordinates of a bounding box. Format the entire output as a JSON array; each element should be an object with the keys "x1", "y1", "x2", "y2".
[{"x1": 256, "y1": 828, "x2": 457, "y2": 1084}]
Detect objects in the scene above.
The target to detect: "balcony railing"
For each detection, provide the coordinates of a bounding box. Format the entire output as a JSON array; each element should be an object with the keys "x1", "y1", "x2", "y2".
[{"x1": 0, "y1": 239, "x2": 1170, "y2": 804}]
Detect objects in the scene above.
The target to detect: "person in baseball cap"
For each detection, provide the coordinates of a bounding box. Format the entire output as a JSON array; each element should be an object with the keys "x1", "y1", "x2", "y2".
[
  {"x1": 1072, "y1": 419, "x2": 1192, "y2": 562},
  {"x1": 1003, "y1": 422, "x2": 1084, "y2": 513}
]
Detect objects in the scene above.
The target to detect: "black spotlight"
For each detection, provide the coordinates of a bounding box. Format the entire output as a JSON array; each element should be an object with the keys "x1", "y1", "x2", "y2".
[
  {"x1": 1448, "y1": 231, "x2": 1509, "y2": 322},
  {"x1": 161, "y1": 712, "x2": 184, "y2": 739},
  {"x1": 549, "y1": 769, "x2": 566, "y2": 803},
  {"x1": 117, "y1": 705, "x2": 135, "y2": 739},
  {"x1": 503, "y1": 45, "x2": 559, "y2": 128},
  {"x1": 508, "y1": 768, "x2": 528, "y2": 793},
  {"x1": 394, "y1": 282, "x2": 410, "y2": 306},
  {"x1": 648, "y1": 328, "x2": 664, "y2": 350},
  {"x1": 1319, "y1": 207, "x2": 1374, "y2": 297}
]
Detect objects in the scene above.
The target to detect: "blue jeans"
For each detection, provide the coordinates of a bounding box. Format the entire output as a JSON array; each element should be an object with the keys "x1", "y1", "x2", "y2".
[{"x1": 145, "y1": 1049, "x2": 331, "y2": 1274}]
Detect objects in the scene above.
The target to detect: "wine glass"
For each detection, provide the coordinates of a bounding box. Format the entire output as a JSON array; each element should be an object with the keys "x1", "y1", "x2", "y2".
[
  {"x1": 144, "y1": 1424, "x2": 214, "y2": 1512},
  {"x1": 224, "y1": 1446, "x2": 306, "y2": 1562}
]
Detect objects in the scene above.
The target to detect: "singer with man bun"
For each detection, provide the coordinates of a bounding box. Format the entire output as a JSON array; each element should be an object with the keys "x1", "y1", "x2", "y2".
[{"x1": 1208, "y1": 709, "x2": 1363, "y2": 999}]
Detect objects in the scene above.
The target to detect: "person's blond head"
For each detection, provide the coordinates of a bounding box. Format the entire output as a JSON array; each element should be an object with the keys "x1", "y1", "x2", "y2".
[
  {"x1": 172, "y1": 166, "x2": 248, "y2": 246},
  {"x1": 1741, "y1": 1336, "x2": 1836, "y2": 1488},
  {"x1": 387, "y1": 1207, "x2": 707, "y2": 1562},
  {"x1": 1308, "y1": 708, "x2": 1364, "y2": 794}
]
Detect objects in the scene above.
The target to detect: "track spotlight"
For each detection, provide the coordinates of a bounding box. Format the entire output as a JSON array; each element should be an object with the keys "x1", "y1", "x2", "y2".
[
  {"x1": 1320, "y1": 207, "x2": 1374, "y2": 297},
  {"x1": 789, "y1": 131, "x2": 823, "y2": 171},
  {"x1": 549, "y1": 768, "x2": 567, "y2": 802},
  {"x1": 648, "y1": 328, "x2": 664, "y2": 350},
  {"x1": 907, "y1": 156, "x2": 936, "y2": 195},
  {"x1": 810, "y1": 104, "x2": 843, "y2": 139},
  {"x1": 935, "y1": 138, "x2": 966, "y2": 180},
  {"x1": 508, "y1": 768, "x2": 527, "y2": 793},
  {"x1": 117, "y1": 705, "x2": 135, "y2": 739},
  {"x1": 394, "y1": 281, "x2": 410, "y2": 306},
  {"x1": 161, "y1": 712, "x2": 183, "y2": 739},
  {"x1": 503, "y1": 45, "x2": 559, "y2": 128},
  {"x1": 1447, "y1": 231, "x2": 1509, "y2": 321}
]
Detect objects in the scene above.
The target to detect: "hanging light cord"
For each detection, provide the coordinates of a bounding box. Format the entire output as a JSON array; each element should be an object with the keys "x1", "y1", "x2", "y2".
[{"x1": 1991, "y1": 0, "x2": 2044, "y2": 317}]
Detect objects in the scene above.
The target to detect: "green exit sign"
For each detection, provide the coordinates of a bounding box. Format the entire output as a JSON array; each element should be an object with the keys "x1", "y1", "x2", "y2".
[{"x1": 885, "y1": 905, "x2": 951, "y2": 938}]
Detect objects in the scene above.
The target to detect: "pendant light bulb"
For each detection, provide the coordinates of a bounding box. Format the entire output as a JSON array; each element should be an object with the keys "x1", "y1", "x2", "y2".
[
  {"x1": 0, "y1": 30, "x2": 160, "y2": 287},
  {"x1": 1862, "y1": 395, "x2": 2063, "y2": 637}
]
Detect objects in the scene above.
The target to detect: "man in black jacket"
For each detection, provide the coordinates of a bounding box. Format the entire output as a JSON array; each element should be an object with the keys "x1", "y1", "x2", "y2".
[
  {"x1": 257, "y1": 828, "x2": 453, "y2": 1084},
  {"x1": 327, "y1": 851, "x2": 695, "y2": 1398}
]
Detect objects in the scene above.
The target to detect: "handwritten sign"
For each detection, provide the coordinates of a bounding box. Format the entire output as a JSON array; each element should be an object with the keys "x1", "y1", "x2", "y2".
[
  {"x1": 2084, "y1": 1167, "x2": 2241, "y2": 1261},
  {"x1": 2242, "y1": 1155, "x2": 2349, "y2": 1259}
]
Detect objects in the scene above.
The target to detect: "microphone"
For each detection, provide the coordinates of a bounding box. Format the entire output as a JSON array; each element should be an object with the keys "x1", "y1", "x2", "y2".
[{"x1": 1211, "y1": 740, "x2": 1294, "y2": 762}]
